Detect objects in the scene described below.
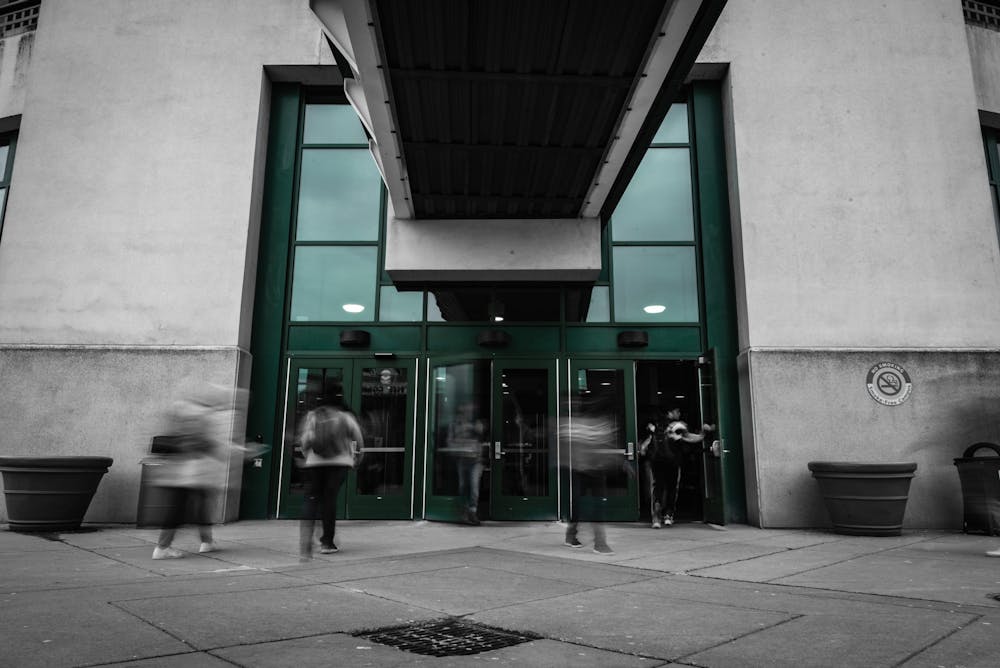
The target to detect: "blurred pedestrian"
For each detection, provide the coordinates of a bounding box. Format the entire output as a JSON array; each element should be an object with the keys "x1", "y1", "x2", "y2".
[
  {"x1": 149, "y1": 384, "x2": 231, "y2": 560},
  {"x1": 562, "y1": 395, "x2": 617, "y2": 554},
  {"x1": 297, "y1": 403, "x2": 362, "y2": 560},
  {"x1": 448, "y1": 400, "x2": 486, "y2": 525}
]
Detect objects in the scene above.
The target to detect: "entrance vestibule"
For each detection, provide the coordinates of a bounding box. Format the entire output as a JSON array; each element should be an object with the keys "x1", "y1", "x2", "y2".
[{"x1": 272, "y1": 354, "x2": 720, "y2": 525}]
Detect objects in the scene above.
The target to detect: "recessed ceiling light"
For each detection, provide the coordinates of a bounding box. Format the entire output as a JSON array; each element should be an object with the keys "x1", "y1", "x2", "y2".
[
  {"x1": 643, "y1": 304, "x2": 666, "y2": 314},
  {"x1": 342, "y1": 304, "x2": 365, "y2": 313}
]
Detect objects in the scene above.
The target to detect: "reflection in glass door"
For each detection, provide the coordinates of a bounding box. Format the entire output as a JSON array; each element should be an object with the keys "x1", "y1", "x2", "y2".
[
  {"x1": 426, "y1": 360, "x2": 490, "y2": 522},
  {"x1": 353, "y1": 363, "x2": 415, "y2": 518},
  {"x1": 425, "y1": 358, "x2": 558, "y2": 522},
  {"x1": 492, "y1": 361, "x2": 557, "y2": 520},
  {"x1": 276, "y1": 358, "x2": 415, "y2": 519},
  {"x1": 566, "y1": 360, "x2": 639, "y2": 522}
]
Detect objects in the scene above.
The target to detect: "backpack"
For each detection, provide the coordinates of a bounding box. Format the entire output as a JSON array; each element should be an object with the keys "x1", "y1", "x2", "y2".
[{"x1": 304, "y1": 406, "x2": 341, "y2": 457}]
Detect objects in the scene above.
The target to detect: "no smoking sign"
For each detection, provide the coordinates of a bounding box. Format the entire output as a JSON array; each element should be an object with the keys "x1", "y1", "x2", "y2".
[{"x1": 866, "y1": 362, "x2": 912, "y2": 406}]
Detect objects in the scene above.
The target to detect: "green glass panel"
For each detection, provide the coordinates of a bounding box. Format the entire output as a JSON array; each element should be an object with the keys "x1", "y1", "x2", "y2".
[
  {"x1": 296, "y1": 149, "x2": 381, "y2": 241},
  {"x1": 303, "y1": 104, "x2": 368, "y2": 144},
  {"x1": 0, "y1": 188, "x2": 6, "y2": 215},
  {"x1": 612, "y1": 246, "x2": 699, "y2": 323},
  {"x1": 611, "y1": 148, "x2": 694, "y2": 242},
  {"x1": 0, "y1": 145, "x2": 8, "y2": 181},
  {"x1": 379, "y1": 286, "x2": 424, "y2": 321},
  {"x1": 586, "y1": 286, "x2": 610, "y2": 322},
  {"x1": 290, "y1": 246, "x2": 377, "y2": 321},
  {"x1": 652, "y1": 103, "x2": 689, "y2": 144}
]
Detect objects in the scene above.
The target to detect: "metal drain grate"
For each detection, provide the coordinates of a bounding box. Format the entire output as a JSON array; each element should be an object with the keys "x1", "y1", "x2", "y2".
[{"x1": 356, "y1": 619, "x2": 538, "y2": 657}]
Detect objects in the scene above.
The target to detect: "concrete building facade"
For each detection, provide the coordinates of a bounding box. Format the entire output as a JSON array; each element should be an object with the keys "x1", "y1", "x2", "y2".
[{"x1": 1, "y1": 0, "x2": 999, "y2": 530}]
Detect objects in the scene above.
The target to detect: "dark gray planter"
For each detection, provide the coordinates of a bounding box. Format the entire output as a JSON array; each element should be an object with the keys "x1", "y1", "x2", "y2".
[
  {"x1": 0, "y1": 456, "x2": 113, "y2": 532},
  {"x1": 808, "y1": 461, "x2": 917, "y2": 536}
]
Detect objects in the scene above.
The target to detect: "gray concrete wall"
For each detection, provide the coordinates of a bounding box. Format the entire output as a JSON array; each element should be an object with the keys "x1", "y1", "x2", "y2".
[
  {"x1": 743, "y1": 350, "x2": 1000, "y2": 529},
  {"x1": 699, "y1": 1, "x2": 1000, "y2": 527},
  {"x1": 0, "y1": 347, "x2": 246, "y2": 524},
  {"x1": 0, "y1": 0, "x2": 333, "y2": 522}
]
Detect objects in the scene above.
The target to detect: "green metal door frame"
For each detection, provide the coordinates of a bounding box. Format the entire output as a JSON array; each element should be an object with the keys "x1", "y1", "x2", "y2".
[
  {"x1": 565, "y1": 358, "x2": 640, "y2": 522},
  {"x1": 490, "y1": 358, "x2": 560, "y2": 520},
  {"x1": 275, "y1": 356, "x2": 418, "y2": 520}
]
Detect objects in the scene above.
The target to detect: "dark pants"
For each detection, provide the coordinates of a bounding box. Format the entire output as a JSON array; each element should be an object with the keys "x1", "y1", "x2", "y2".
[
  {"x1": 157, "y1": 486, "x2": 212, "y2": 548},
  {"x1": 302, "y1": 465, "x2": 349, "y2": 550},
  {"x1": 646, "y1": 460, "x2": 681, "y2": 521},
  {"x1": 567, "y1": 469, "x2": 608, "y2": 545}
]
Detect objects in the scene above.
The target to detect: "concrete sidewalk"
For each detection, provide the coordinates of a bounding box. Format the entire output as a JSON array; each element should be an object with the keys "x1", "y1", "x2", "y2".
[{"x1": 1, "y1": 519, "x2": 998, "y2": 667}]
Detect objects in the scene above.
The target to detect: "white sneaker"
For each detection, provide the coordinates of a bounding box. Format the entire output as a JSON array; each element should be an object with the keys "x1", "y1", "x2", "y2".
[
  {"x1": 152, "y1": 546, "x2": 184, "y2": 560},
  {"x1": 986, "y1": 548, "x2": 1000, "y2": 557},
  {"x1": 652, "y1": 520, "x2": 662, "y2": 529},
  {"x1": 664, "y1": 515, "x2": 674, "y2": 526},
  {"x1": 198, "y1": 542, "x2": 217, "y2": 554}
]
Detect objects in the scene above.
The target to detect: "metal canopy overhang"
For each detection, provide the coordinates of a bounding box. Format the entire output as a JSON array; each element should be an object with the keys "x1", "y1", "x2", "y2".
[{"x1": 311, "y1": 0, "x2": 725, "y2": 225}]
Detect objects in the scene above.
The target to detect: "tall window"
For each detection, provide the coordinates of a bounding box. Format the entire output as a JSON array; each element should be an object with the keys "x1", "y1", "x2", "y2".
[
  {"x1": 288, "y1": 103, "x2": 385, "y2": 323},
  {"x1": 0, "y1": 133, "x2": 15, "y2": 243},
  {"x1": 608, "y1": 103, "x2": 700, "y2": 323},
  {"x1": 983, "y1": 127, "x2": 1000, "y2": 242}
]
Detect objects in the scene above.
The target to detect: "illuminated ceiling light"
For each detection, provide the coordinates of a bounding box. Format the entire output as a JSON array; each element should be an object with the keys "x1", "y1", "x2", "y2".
[
  {"x1": 343, "y1": 304, "x2": 365, "y2": 313},
  {"x1": 643, "y1": 304, "x2": 666, "y2": 314},
  {"x1": 489, "y1": 298, "x2": 505, "y2": 322}
]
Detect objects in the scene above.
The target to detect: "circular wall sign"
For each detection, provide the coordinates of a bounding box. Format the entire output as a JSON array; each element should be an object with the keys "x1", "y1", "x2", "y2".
[{"x1": 866, "y1": 362, "x2": 912, "y2": 406}]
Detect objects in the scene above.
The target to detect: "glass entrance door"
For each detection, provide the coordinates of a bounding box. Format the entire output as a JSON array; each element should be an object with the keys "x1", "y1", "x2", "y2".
[
  {"x1": 276, "y1": 357, "x2": 416, "y2": 519},
  {"x1": 566, "y1": 360, "x2": 639, "y2": 521},
  {"x1": 491, "y1": 360, "x2": 557, "y2": 519},
  {"x1": 425, "y1": 357, "x2": 558, "y2": 522}
]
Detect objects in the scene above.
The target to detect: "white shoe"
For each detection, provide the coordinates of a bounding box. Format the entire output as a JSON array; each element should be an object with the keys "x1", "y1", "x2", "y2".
[
  {"x1": 664, "y1": 515, "x2": 674, "y2": 526},
  {"x1": 986, "y1": 548, "x2": 1000, "y2": 557},
  {"x1": 652, "y1": 520, "x2": 662, "y2": 529},
  {"x1": 152, "y1": 546, "x2": 184, "y2": 560},
  {"x1": 198, "y1": 542, "x2": 217, "y2": 554}
]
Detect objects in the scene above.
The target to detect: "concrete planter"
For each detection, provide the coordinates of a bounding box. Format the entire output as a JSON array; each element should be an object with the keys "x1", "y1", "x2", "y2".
[
  {"x1": 807, "y1": 461, "x2": 917, "y2": 536},
  {"x1": 0, "y1": 456, "x2": 113, "y2": 532}
]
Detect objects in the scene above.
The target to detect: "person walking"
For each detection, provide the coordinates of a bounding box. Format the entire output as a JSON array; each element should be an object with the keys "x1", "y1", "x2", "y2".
[
  {"x1": 150, "y1": 385, "x2": 230, "y2": 559},
  {"x1": 297, "y1": 403, "x2": 362, "y2": 560},
  {"x1": 448, "y1": 400, "x2": 486, "y2": 525},
  {"x1": 640, "y1": 407, "x2": 713, "y2": 528},
  {"x1": 562, "y1": 395, "x2": 617, "y2": 554}
]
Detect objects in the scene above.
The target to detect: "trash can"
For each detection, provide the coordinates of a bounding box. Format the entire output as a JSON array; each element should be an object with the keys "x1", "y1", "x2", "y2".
[
  {"x1": 953, "y1": 442, "x2": 1000, "y2": 535},
  {"x1": 135, "y1": 458, "x2": 173, "y2": 528},
  {"x1": 135, "y1": 435, "x2": 181, "y2": 528}
]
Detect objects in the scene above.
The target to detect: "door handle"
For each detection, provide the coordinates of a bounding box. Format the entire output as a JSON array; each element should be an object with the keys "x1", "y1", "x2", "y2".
[
  {"x1": 709, "y1": 439, "x2": 722, "y2": 457},
  {"x1": 625, "y1": 441, "x2": 635, "y2": 461},
  {"x1": 494, "y1": 441, "x2": 503, "y2": 459}
]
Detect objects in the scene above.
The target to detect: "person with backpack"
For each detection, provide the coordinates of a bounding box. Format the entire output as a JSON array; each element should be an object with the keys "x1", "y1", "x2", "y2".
[
  {"x1": 640, "y1": 407, "x2": 713, "y2": 528},
  {"x1": 297, "y1": 404, "x2": 362, "y2": 560}
]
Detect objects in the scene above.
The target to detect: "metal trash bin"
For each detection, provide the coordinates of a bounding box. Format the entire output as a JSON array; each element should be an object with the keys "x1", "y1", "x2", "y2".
[
  {"x1": 135, "y1": 435, "x2": 181, "y2": 528},
  {"x1": 953, "y1": 442, "x2": 1000, "y2": 535}
]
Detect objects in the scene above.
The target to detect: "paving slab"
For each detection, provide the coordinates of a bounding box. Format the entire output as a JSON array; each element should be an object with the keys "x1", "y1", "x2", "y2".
[
  {"x1": 0, "y1": 589, "x2": 191, "y2": 668},
  {"x1": 685, "y1": 602, "x2": 977, "y2": 668},
  {"x1": 0, "y1": 543, "x2": 158, "y2": 592},
  {"x1": 471, "y1": 586, "x2": 792, "y2": 661},
  {"x1": 342, "y1": 564, "x2": 589, "y2": 615},
  {"x1": 115, "y1": 583, "x2": 440, "y2": 650},
  {"x1": 899, "y1": 617, "x2": 1000, "y2": 668}
]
